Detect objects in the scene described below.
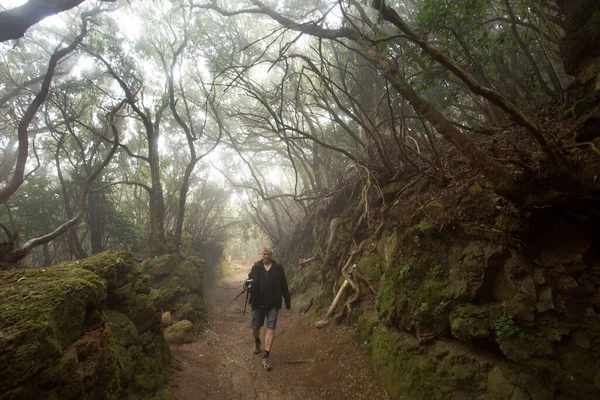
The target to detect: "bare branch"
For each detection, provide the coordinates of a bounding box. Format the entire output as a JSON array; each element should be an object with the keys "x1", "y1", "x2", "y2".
[
  {"x1": 0, "y1": 0, "x2": 115, "y2": 42},
  {"x1": 0, "y1": 11, "x2": 95, "y2": 204}
]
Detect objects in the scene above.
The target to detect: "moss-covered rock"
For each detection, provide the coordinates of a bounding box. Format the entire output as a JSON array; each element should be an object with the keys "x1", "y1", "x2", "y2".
[
  {"x1": 449, "y1": 242, "x2": 508, "y2": 302},
  {"x1": 487, "y1": 366, "x2": 531, "y2": 400},
  {"x1": 424, "y1": 200, "x2": 445, "y2": 220},
  {"x1": 57, "y1": 250, "x2": 138, "y2": 291},
  {"x1": 0, "y1": 252, "x2": 173, "y2": 400},
  {"x1": 355, "y1": 312, "x2": 380, "y2": 346},
  {"x1": 366, "y1": 326, "x2": 499, "y2": 399},
  {"x1": 161, "y1": 311, "x2": 172, "y2": 327},
  {"x1": 370, "y1": 326, "x2": 437, "y2": 399},
  {"x1": 172, "y1": 294, "x2": 205, "y2": 322},
  {"x1": 450, "y1": 304, "x2": 491, "y2": 342},
  {"x1": 0, "y1": 266, "x2": 106, "y2": 397},
  {"x1": 100, "y1": 310, "x2": 171, "y2": 399},
  {"x1": 164, "y1": 320, "x2": 195, "y2": 344},
  {"x1": 280, "y1": 162, "x2": 600, "y2": 400},
  {"x1": 356, "y1": 250, "x2": 384, "y2": 285},
  {"x1": 556, "y1": 337, "x2": 599, "y2": 398},
  {"x1": 140, "y1": 254, "x2": 203, "y2": 322},
  {"x1": 38, "y1": 328, "x2": 115, "y2": 400},
  {"x1": 377, "y1": 261, "x2": 451, "y2": 340}
]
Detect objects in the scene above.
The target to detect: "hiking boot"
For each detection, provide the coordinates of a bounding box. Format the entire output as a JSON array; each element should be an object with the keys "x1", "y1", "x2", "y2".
[
  {"x1": 254, "y1": 340, "x2": 261, "y2": 354},
  {"x1": 262, "y1": 357, "x2": 272, "y2": 371}
]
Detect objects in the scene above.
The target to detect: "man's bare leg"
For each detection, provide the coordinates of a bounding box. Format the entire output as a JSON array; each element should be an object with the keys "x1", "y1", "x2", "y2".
[
  {"x1": 253, "y1": 329, "x2": 261, "y2": 353},
  {"x1": 261, "y1": 328, "x2": 276, "y2": 371},
  {"x1": 265, "y1": 328, "x2": 275, "y2": 352}
]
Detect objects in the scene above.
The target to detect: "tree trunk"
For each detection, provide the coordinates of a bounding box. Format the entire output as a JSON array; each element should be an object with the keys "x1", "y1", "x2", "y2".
[
  {"x1": 148, "y1": 131, "x2": 166, "y2": 254},
  {"x1": 42, "y1": 242, "x2": 51, "y2": 267},
  {"x1": 173, "y1": 161, "x2": 194, "y2": 252},
  {"x1": 87, "y1": 191, "x2": 104, "y2": 254},
  {"x1": 503, "y1": 0, "x2": 555, "y2": 98},
  {"x1": 358, "y1": 42, "x2": 519, "y2": 198},
  {"x1": 54, "y1": 138, "x2": 87, "y2": 259}
]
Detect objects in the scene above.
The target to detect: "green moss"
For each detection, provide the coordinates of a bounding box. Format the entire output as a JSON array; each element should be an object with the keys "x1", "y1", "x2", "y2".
[
  {"x1": 424, "y1": 200, "x2": 445, "y2": 220},
  {"x1": 105, "y1": 310, "x2": 139, "y2": 349},
  {"x1": 405, "y1": 217, "x2": 435, "y2": 239},
  {"x1": 217, "y1": 259, "x2": 236, "y2": 278},
  {"x1": 356, "y1": 251, "x2": 383, "y2": 284},
  {"x1": 370, "y1": 326, "x2": 438, "y2": 399},
  {"x1": 355, "y1": 312, "x2": 380, "y2": 346},
  {"x1": 97, "y1": 342, "x2": 125, "y2": 398},
  {"x1": 0, "y1": 266, "x2": 105, "y2": 394},
  {"x1": 1, "y1": 252, "x2": 173, "y2": 400},
  {"x1": 101, "y1": 312, "x2": 171, "y2": 399},
  {"x1": 448, "y1": 364, "x2": 474, "y2": 383},
  {"x1": 165, "y1": 320, "x2": 195, "y2": 344},
  {"x1": 496, "y1": 331, "x2": 554, "y2": 363},
  {"x1": 377, "y1": 262, "x2": 449, "y2": 330},
  {"x1": 569, "y1": 92, "x2": 598, "y2": 119},
  {"x1": 154, "y1": 387, "x2": 173, "y2": 400},
  {"x1": 133, "y1": 356, "x2": 163, "y2": 390},
  {"x1": 173, "y1": 294, "x2": 205, "y2": 322},
  {"x1": 346, "y1": 307, "x2": 364, "y2": 325},
  {"x1": 141, "y1": 255, "x2": 203, "y2": 316},
  {"x1": 127, "y1": 289, "x2": 163, "y2": 334},
  {"x1": 56, "y1": 250, "x2": 137, "y2": 289},
  {"x1": 449, "y1": 304, "x2": 491, "y2": 341},
  {"x1": 457, "y1": 184, "x2": 496, "y2": 218}
]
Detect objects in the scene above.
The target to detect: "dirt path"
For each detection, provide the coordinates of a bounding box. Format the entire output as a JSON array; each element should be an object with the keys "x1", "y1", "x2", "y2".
[{"x1": 171, "y1": 263, "x2": 389, "y2": 400}]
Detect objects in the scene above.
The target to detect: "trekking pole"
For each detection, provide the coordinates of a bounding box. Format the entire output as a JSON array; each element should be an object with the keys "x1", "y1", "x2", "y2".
[
  {"x1": 233, "y1": 288, "x2": 246, "y2": 301},
  {"x1": 243, "y1": 289, "x2": 250, "y2": 315}
]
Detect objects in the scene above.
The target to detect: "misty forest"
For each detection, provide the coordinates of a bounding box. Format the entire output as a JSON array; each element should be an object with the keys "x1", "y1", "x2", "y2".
[{"x1": 1, "y1": 0, "x2": 600, "y2": 399}]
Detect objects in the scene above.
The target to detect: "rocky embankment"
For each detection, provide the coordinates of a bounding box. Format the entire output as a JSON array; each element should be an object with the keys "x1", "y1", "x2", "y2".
[
  {"x1": 0, "y1": 251, "x2": 204, "y2": 399},
  {"x1": 287, "y1": 176, "x2": 600, "y2": 399}
]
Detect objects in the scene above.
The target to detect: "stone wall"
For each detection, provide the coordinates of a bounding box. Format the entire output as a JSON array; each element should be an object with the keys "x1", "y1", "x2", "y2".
[{"x1": 0, "y1": 251, "x2": 174, "y2": 400}]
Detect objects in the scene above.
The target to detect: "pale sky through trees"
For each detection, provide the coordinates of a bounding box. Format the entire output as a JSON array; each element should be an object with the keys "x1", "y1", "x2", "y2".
[{"x1": 0, "y1": 0, "x2": 575, "y2": 263}]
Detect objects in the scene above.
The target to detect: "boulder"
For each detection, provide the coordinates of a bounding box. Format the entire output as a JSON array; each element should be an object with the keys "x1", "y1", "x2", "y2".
[
  {"x1": 140, "y1": 255, "x2": 203, "y2": 321},
  {"x1": 450, "y1": 304, "x2": 491, "y2": 342},
  {"x1": 161, "y1": 311, "x2": 173, "y2": 327},
  {"x1": 0, "y1": 266, "x2": 106, "y2": 398},
  {"x1": 164, "y1": 320, "x2": 195, "y2": 344},
  {"x1": 0, "y1": 252, "x2": 172, "y2": 400}
]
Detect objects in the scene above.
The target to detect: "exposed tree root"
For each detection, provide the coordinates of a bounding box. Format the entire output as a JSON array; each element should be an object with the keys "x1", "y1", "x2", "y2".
[
  {"x1": 315, "y1": 218, "x2": 386, "y2": 328},
  {"x1": 299, "y1": 256, "x2": 319, "y2": 265}
]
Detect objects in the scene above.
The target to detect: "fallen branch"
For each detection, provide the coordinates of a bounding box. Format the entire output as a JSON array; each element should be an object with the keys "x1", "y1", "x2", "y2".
[{"x1": 564, "y1": 142, "x2": 600, "y2": 158}]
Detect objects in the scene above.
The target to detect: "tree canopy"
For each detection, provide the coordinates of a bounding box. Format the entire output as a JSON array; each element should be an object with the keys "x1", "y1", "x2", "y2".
[{"x1": 0, "y1": 0, "x2": 596, "y2": 265}]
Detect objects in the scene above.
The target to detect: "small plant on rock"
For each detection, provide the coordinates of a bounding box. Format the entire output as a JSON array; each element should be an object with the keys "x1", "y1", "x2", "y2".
[
  {"x1": 398, "y1": 264, "x2": 412, "y2": 280},
  {"x1": 417, "y1": 218, "x2": 433, "y2": 234},
  {"x1": 431, "y1": 264, "x2": 447, "y2": 279},
  {"x1": 494, "y1": 315, "x2": 521, "y2": 338}
]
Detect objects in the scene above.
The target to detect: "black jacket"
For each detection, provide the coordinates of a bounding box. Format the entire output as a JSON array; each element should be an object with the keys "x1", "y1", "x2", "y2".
[{"x1": 248, "y1": 259, "x2": 291, "y2": 310}]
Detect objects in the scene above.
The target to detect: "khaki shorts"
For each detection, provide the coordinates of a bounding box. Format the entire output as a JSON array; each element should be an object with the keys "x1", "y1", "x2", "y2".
[{"x1": 251, "y1": 307, "x2": 278, "y2": 330}]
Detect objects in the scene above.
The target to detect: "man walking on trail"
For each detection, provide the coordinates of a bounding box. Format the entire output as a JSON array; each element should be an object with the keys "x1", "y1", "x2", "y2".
[{"x1": 244, "y1": 246, "x2": 291, "y2": 371}]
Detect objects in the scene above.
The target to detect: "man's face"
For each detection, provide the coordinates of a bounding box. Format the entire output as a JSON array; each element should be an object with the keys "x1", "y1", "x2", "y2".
[{"x1": 262, "y1": 250, "x2": 272, "y2": 263}]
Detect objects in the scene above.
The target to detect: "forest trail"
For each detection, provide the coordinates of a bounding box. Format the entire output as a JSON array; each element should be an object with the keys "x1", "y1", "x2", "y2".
[{"x1": 171, "y1": 263, "x2": 388, "y2": 400}]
